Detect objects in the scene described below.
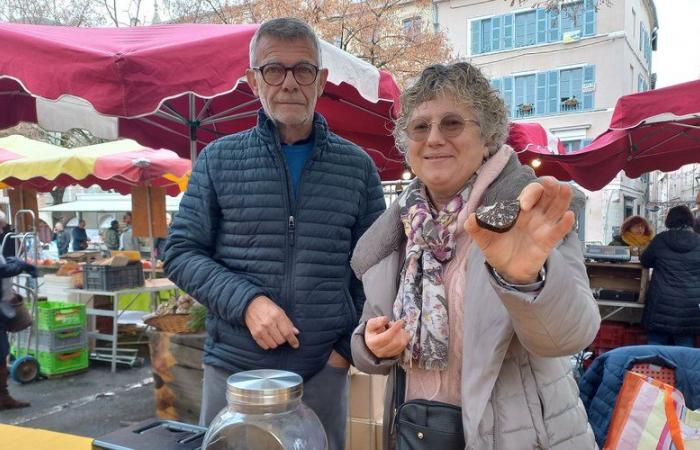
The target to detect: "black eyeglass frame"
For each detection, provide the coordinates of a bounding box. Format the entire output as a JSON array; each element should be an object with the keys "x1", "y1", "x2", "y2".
[{"x1": 252, "y1": 62, "x2": 320, "y2": 86}]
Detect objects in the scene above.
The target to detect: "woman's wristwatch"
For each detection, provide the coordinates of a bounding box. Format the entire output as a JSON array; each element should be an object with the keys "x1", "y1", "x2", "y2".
[{"x1": 486, "y1": 263, "x2": 546, "y2": 293}]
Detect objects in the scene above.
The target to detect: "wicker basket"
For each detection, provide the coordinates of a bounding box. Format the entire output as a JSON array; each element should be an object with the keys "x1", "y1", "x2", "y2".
[{"x1": 144, "y1": 313, "x2": 195, "y2": 333}]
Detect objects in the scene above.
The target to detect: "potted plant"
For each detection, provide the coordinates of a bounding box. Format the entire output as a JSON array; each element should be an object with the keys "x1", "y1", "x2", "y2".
[
  {"x1": 563, "y1": 96, "x2": 579, "y2": 108},
  {"x1": 518, "y1": 103, "x2": 534, "y2": 114}
]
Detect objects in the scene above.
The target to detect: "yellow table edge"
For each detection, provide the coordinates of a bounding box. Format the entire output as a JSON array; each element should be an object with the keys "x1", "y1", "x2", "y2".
[{"x1": 0, "y1": 424, "x2": 93, "y2": 450}]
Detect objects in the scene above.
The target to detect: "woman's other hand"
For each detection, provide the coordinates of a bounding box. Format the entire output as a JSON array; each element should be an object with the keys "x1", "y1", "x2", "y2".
[
  {"x1": 364, "y1": 316, "x2": 411, "y2": 359},
  {"x1": 465, "y1": 176, "x2": 575, "y2": 284}
]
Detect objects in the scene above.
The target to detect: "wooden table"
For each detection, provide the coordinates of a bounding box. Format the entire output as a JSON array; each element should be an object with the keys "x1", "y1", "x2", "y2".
[{"x1": 586, "y1": 261, "x2": 650, "y2": 321}]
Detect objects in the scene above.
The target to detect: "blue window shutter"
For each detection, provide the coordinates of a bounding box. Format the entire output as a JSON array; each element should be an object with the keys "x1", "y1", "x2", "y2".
[
  {"x1": 536, "y1": 9, "x2": 547, "y2": 44},
  {"x1": 490, "y1": 78, "x2": 502, "y2": 93},
  {"x1": 471, "y1": 20, "x2": 481, "y2": 55},
  {"x1": 547, "y1": 10, "x2": 560, "y2": 42},
  {"x1": 536, "y1": 73, "x2": 547, "y2": 116},
  {"x1": 547, "y1": 70, "x2": 559, "y2": 113},
  {"x1": 492, "y1": 16, "x2": 501, "y2": 51},
  {"x1": 584, "y1": 0, "x2": 596, "y2": 36},
  {"x1": 582, "y1": 138, "x2": 593, "y2": 148},
  {"x1": 583, "y1": 64, "x2": 595, "y2": 110},
  {"x1": 503, "y1": 14, "x2": 513, "y2": 48},
  {"x1": 503, "y1": 76, "x2": 514, "y2": 117},
  {"x1": 482, "y1": 18, "x2": 492, "y2": 52},
  {"x1": 639, "y1": 24, "x2": 644, "y2": 52}
]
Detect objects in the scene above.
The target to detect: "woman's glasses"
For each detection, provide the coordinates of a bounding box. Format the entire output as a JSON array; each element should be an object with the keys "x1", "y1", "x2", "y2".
[
  {"x1": 405, "y1": 114, "x2": 480, "y2": 142},
  {"x1": 252, "y1": 63, "x2": 319, "y2": 86}
]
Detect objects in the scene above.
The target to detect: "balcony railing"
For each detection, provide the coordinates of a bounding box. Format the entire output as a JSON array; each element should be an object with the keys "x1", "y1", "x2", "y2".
[{"x1": 515, "y1": 104, "x2": 535, "y2": 118}]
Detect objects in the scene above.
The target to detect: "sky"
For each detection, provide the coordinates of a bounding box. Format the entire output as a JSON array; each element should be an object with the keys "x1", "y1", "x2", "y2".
[{"x1": 648, "y1": 0, "x2": 700, "y2": 88}]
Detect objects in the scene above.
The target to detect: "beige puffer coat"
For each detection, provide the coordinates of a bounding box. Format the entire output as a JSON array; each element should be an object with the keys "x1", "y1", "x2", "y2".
[{"x1": 350, "y1": 152, "x2": 600, "y2": 450}]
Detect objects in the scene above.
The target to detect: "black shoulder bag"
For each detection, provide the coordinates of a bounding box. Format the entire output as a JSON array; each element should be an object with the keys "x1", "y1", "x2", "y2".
[{"x1": 393, "y1": 366, "x2": 466, "y2": 450}]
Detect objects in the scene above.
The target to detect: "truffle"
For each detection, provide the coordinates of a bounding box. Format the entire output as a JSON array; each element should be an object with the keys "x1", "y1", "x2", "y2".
[{"x1": 475, "y1": 200, "x2": 521, "y2": 233}]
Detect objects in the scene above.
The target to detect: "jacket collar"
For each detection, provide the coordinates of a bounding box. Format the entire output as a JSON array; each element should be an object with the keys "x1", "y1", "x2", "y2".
[{"x1": 255, "y1": 108, "x2": 330, "y2": 150}]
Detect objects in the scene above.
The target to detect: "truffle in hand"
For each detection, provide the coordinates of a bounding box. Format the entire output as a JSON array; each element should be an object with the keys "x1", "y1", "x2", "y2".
[{"x1": 475, "y1": 200, "x2": 521, "y2": 233}]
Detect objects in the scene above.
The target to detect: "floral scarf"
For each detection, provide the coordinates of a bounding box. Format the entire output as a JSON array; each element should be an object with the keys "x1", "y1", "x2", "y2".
[{"x1": 393, "y1": 178, "x2": 472, "y2": 370}]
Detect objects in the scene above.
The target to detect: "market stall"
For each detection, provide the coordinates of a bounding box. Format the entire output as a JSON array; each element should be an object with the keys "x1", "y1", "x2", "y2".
[{"x1": 0, "y1": 135, "x2": 191, "y2": 373}]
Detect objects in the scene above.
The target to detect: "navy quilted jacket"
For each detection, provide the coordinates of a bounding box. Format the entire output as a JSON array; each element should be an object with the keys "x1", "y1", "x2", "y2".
[
  {"x1": 640, "y1": 228, "x2": 700, "y2": 334},
  {"x1": 164, "y1": 110, "x2": 385, "y2": 379},
  {"x1": 579, "y1": 345, "x2": 700, "y2": 447}
]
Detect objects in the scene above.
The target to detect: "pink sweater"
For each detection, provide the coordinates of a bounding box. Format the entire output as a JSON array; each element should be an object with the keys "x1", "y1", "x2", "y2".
[{"x1": 405, "y1": 148, "x2": 514, "y2": 405}]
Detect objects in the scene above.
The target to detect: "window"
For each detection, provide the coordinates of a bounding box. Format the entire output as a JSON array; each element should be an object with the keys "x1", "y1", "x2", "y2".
[
  {"x1": 563, "y1": 140, "x2": 582, "y2": 154},
  {"x1": 514, "y1": 11, "x2": 537, "y2": 47},
  {"x1": 469, "y1": 2, "x2": 596, "y2": 55},
  {"x1": 624, "y1": 197, "x2": 635, "y2": 218},
  {"x1": 491, "y1": 65, "x2": 595, "y2": 118},
  {"x1": 632, "y1": 8, "x2": 636, "y2": 39},
  {"x1": 561, "y1": 1, "x2": 584, "y2": 36},
  {"x1": 560, "y1": 68, "x2": 583, "y2": 112},
  {"x1": 638, "y1": 74, "x2": 649, "y2": 92},
  {"x1": 403, "y1": 17, "x2": 423, "y2": 36},
  {"x1": 514, "y1": 74, "x2": 537, "y2": 117}
]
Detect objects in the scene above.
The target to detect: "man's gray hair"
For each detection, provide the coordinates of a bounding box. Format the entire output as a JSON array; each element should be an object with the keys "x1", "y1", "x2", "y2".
[{"x1": 249, "y1": 17, "x2": 323, "y2": 68}]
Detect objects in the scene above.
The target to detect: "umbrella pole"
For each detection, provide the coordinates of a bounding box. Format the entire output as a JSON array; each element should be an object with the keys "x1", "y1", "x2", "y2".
[
  {"x1": 146, "y1": 184, "x2": 156, "y2": 280},
  {"x1": 189, "y1": 94, "x2": 198, "y2": 163}
]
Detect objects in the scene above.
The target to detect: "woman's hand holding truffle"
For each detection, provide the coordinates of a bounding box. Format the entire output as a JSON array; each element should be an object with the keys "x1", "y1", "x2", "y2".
[{"x1": 465, "y1": 177, "x2": 576, "y2": 284}]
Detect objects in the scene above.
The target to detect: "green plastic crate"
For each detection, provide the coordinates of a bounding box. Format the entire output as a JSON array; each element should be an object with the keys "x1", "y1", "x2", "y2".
[
  {"x1": 37, "y1": 301, "x2": 86, "y2": 331},
  {"x1": 31, "y1": 348, "x2": 89, "y2": 376}
]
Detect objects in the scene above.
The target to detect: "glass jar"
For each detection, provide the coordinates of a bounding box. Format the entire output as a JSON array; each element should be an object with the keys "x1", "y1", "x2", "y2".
[{"x1": 202, "y1": 369, "x2": 328, "y2": 450}]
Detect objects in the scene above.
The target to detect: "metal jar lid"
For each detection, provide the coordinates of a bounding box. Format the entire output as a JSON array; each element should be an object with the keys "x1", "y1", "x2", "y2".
[{"x1": 226, "y1": 370, "x2": 303, "y2": 407}]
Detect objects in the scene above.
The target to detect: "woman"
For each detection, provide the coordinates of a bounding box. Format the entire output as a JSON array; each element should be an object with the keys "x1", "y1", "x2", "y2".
[
  {"x1": 608, "y1": 215, "x2": 653, "y2": 250},
  {"x1": 350, "y1": 63, "x2": 600, "y2": 449},
  {"x1": 641, "y1": 205, "x2": 700, "y2": 347}
]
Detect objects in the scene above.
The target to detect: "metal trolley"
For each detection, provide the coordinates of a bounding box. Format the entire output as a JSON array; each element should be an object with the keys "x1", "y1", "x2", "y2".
[{"x1": 4, "y1": 209, "x2": 42, "y2": 383}]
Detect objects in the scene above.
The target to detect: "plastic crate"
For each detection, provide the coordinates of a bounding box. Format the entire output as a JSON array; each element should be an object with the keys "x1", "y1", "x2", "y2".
[
  {"x1": 630, "y1": 363, "x2": 676, "y2": 386},
  {"x1": 35, "y1": 348, "x2": 88, "y2": 376},
  {"x1": 592, "y1": 321, "x2": 627, "y2": 348},
  {"x1": 37, "y1": 301, "x2": 86, "y2": 331},
  {"x1": 83, "y1": 262, "x2": 144, "y2": 292},
  {"x1": 16, "y1": 327, "x2": 86, "y2": 352},
  {"x1": 622, "y1": 325, "x2": 647, "y2": 346}
]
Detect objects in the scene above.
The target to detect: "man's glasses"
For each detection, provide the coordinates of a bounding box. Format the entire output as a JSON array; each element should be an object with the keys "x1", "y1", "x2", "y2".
[
  {"x1": 252, "y1": 63, "x2": 319, "y2": 86},
  {"x1": 405, "y1": 114, "x2": 480, "y2": 142}
]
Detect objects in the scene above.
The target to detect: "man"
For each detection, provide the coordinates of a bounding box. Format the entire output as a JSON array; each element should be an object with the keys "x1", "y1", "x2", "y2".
[
  {"x1": 52, "y1": 222, "x2": 70, "y2": 256},
  {"x1": 104, "y1": 220, "x2": 120, "y2": 251},
  {"x1": 164, "y1": 17, "x2": 385, "y2": 449},
  {"x1": 71, "y1": 219, "x2": 90, "y2": 252},
  {"x1": 119, "y1": 212, "x2": 140, "y2": 251}
]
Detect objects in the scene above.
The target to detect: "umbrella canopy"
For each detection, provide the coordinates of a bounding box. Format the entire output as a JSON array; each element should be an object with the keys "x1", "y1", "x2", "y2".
[
  {"x1": 0, "y1": 23, "x2": 404, "y2": 179},
  {"x1": 516, "y1": 79, "x2": 700, "y2": 190},
  {"x1": 0, "y1": 135, "x2": 190, "y2": 196}
]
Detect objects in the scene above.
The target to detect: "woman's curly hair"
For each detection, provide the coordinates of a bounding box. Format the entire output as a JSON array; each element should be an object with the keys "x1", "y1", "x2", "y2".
[{"x1": 394, "y1": 62, "x2": 509, "y2": 158}]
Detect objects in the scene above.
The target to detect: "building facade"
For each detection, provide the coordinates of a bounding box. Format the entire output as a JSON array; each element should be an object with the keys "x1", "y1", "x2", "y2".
[{"x1": 434, "y1": 0, "x2": 658, "y2": 243}]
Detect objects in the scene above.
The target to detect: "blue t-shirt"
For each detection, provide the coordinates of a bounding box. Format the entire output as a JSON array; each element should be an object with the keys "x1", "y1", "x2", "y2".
[{"x1": 282, "y1": 135, "x2": 314, "y2": 197}]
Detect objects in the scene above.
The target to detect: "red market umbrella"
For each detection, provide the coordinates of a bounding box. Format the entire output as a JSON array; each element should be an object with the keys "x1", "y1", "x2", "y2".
[
  {"x1": 0, "y1": 136, "x2": 190, "y2": 196},
  {"x1": 515, "y1": 80, "x2": 700, "y2": 190},
  {"x1": 0, "y1": 23, "x2": 404, "y2": 180},
  {"x1": 508, "y1": 122, "x2": 574, "y2": 181}
]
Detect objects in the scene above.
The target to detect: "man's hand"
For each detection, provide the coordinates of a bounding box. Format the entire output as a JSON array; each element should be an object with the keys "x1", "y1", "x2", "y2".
[
  {"x1": 465, "y1": 177, "x2": 575, "y2": 284},
  {"x1": 364, "y1": 316, "x2": 411, "y2": 359},
  {"x1": 244, "y1": 296, "x2": 300, "y2": 350}
]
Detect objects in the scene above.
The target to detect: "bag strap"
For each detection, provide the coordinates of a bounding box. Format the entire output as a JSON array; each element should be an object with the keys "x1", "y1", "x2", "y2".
[{"x1": 393, "y1": 364, "x2": 406, "y2": 433}]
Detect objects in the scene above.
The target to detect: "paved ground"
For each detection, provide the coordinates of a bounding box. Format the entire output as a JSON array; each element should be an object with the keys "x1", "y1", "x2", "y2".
[{"x1": 1, "y1": 359, "x2": 155, "y2": 439}]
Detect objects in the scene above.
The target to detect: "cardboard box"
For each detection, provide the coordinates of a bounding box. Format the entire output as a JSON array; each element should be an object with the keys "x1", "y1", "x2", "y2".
[
  {"x1": 346, "y1": 418, "x2": 383, "y2": 450},
  {"x1": 349, "y1": 369, "x2": 387, "y2": 421}
]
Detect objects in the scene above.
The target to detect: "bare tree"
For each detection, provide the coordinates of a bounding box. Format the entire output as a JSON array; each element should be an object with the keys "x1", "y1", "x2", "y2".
[
  {"x1": 0, "y1": 0, "x2": 105, "y2": 26},
  {"x1": 165, "y1": 0, "x2": 452, "y2": 86}
]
